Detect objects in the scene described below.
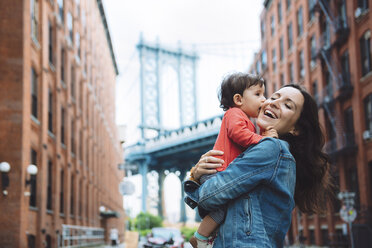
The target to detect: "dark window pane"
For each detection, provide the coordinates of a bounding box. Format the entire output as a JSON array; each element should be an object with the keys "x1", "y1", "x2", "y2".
[
  {"x1": 365, "y1": 94, "x2": 372, "y2": 131},
  {"x1": 48, "y1": 89, "x2": 53, "y2": 132},
  {"x1": 60, "y1": 169, "x2": 64, "y2": 213},
  {"x1": 31, "y1": 68, "x2": 38, "y2": 119},
  {"x1": 48, "y1": 22, "x2": 53, "y2": 65},
  {"x1": 47, "y1": 160, "x2": 53, "y2": 210},
  {"x1": 288, "y1": 22, "x2": 293, "y2": 49},
  {"x1": 297, "y1": 6, "x2": 303, "y2": 36},
  {"x1": 360, "y1": 32, "x2": 372, "y2": 76},
  {"x1": 61, "y1": 107, "x2": 65, "y2": 144},
  {"x1": 29, "y1": 149, "x2": 37, "y2": 207}
]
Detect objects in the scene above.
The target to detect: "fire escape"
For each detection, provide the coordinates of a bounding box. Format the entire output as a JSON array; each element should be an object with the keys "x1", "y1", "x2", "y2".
[{"x1": 311, "y1": 0, "x2": 357, "y2": 158}]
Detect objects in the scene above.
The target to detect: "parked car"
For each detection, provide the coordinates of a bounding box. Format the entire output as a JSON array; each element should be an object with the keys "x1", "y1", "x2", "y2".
[{"x1": 143, "y1": 227, "x2": 184, "y2": 248}]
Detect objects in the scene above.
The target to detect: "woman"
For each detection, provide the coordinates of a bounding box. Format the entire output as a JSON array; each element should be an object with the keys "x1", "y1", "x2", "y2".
[{"x1": 184, "y1": 84, "x2": 334, "y2": 248}]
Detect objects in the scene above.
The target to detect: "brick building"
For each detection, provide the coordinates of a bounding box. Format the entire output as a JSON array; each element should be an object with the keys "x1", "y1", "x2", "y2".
[
  {"x1": 250, "y1": 0, "x2": 372, "y2": 246},
  {"x1": 0, "y1": 0, "x2": 125, "y2": 247}
]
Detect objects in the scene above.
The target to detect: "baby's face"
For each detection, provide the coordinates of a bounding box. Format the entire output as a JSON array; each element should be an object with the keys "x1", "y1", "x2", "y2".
[{"x1": 239, "y1": 84, "x2": 266, "y2": 118}]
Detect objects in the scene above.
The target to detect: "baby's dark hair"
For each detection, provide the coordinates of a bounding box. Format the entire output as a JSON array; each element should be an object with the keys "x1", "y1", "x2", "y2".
[{"x1": 218, "y1": 73, "x2": 265, "y2": 111}]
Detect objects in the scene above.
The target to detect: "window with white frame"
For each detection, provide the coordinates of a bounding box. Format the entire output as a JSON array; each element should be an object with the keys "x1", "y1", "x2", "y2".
[
  {"x1": 360, "y1": 31, "x2": 372, "y2": 76},
  {"x1": 31, "y1": 0, "x2": 39, "y2": 42}
]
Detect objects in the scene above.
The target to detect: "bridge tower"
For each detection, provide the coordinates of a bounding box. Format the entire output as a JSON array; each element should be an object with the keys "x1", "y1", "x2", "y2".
[{"x1": 136, "y1": 35, "x2": 199, "y2": 219}]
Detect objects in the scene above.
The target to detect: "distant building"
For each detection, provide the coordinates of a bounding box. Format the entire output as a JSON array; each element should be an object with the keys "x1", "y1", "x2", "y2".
[
  {"x1": 0, "y1": 0, "x2": 125, "y2": 247},
  {"x1": 250, "y1": 0, "x2": 372, "y2": 246}
]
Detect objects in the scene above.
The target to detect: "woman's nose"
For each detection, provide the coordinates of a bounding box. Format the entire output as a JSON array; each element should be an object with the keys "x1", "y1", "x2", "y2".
[{"x1": 269, "y1": 99, "x2": 279, "y2": 108}]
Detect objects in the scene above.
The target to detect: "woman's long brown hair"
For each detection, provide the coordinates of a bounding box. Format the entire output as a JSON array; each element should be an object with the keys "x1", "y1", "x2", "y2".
[{"x1": 280, "y1": 84, "x2": 335, "y2": 214}]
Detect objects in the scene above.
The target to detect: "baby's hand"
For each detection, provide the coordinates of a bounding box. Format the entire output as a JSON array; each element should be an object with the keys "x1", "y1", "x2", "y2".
[{"x1": 262, "y1": 127, "x2": 278, "y2": 138}]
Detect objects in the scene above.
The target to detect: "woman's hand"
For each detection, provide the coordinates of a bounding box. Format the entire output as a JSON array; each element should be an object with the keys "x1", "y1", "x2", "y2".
[{"x1": 192, "y1": 150, "x2": 224, "y2": 181}]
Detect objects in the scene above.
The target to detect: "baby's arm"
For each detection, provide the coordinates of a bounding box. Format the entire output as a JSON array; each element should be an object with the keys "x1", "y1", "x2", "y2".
[{"x1": 225, "y1": 109, "x2": 262, "y2": 147}]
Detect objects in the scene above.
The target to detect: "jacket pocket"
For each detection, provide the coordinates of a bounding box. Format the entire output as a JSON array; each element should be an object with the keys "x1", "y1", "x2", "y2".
[{"x1": 243, "y1": 195, "x2": 252, "y2": 235}]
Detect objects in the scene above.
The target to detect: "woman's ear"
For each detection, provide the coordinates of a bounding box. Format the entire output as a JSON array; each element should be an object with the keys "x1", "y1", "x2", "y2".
[
  {"x1": 289, "y1": 127, "x2": 300, "y2": 136},
  {"x1": 233, "y1": 94, "x2": 243, "y2": 106}
]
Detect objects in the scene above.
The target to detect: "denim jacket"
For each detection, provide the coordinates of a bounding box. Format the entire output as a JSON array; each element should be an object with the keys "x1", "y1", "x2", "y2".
[{"x1": 184, "y1": 138, "x2": 296, "y2": 248}]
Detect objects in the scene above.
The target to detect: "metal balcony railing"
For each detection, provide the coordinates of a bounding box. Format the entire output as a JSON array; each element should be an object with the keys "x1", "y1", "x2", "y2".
[
  {"x1": 324, "y1": 132, "x2": 357, "y2": 157},
  {"x1": 59, "y1": 224, "x2": 105, "y2": 248}
]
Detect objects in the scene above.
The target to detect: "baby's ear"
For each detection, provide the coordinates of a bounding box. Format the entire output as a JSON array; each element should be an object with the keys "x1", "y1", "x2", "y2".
[{"x1": 233, "y1": 94, "x2": 243, "y2": 106}]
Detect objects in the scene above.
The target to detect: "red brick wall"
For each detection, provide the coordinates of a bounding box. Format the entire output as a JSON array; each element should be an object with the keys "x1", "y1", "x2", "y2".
[
  {"x1": 0, "y1": 0, "x2": 125, "y2": 247},
  {"x1": 251, "y1": 0, "x2": 372, "y2": 246}
]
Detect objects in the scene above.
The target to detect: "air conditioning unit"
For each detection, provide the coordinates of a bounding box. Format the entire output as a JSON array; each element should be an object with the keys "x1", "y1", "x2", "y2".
[
  {"x1": 363, "y1": 130, "x2": 372, "y2": 141},
  {"x1": 355, "y1": 8, "x2": 362, "y2": 18}
]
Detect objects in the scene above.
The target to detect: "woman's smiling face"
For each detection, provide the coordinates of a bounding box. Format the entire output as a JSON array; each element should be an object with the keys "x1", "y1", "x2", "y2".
[{"x1": 257, "y1": 86, "x2": 305, "y2": 135}]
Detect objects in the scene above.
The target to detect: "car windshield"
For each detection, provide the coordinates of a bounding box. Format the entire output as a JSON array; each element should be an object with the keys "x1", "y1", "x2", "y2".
[{"x1": 152, "y1": 228, "x2": 180, "y2": 240}]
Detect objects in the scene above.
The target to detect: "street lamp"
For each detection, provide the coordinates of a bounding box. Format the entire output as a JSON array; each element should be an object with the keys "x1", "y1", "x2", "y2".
[
  {"x1": 24, "y1": 164, "x2": 38, "y2": 197},
  {"x1": 0, "y1": 162, "x2": 11, "y2": 196}
]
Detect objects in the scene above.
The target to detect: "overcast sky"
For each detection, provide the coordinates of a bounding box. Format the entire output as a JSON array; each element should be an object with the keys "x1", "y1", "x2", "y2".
[{"x1": 103, "y1": 0, "x2": 265, "y2": 219}]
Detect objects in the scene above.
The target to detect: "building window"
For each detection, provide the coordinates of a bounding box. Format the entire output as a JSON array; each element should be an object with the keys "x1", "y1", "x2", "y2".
[
  {"x1": 358, "y1": 0, "x2": 369, "y2": 10},
  {"x1": 31, "y1": 0, "x2": 39, "y2": 42},
  {"x1": 297, "y1": 6, "x2": 303, "y2": 37},
  {"x1": 75, "y1": 0, "x2": 81, "y2": 17},
  {"x1": 256, "y1": 60, "x2": 261, "y2": 74},
  {"x1": 309, "y1": 229, "x2": 315, "y2": 244},
  {"x1": 48, "y1": 21, "x2": 54, "y2": 65},
  {"x1": 299, "y1": 50, "x2": 305, "y2": 79},
  {"x1": 365, "y1": 94, "x2": 372, "y2": 131},
  {"x1": 71, "y1": 174, "x2": 74, "y2": 215},
  {"x1": 280, "y1": 73, "x2": 284, "y2": 87},
  {"x1": 289, "y1": 62, "x2": 294, "y2": 82},
  {"x1": 86, "y1": 185, "x2": 89, "y2": 219},
  {"x1": 348, "y1": 167, "x2": 360, "y2": 210},
  {"x1": 30, "y1": 149, "x2": 37, "y2": 207},
  {"x1": 278, "y1": 1, "x2": 282, "y2": 23},
  {"x1": 61, "y1": 107, "x2": 65, "y2": 145},
  {"x1": 79, "y1": 130, "x2": 83, "y2": 161},
  {"x1": 60, "y1": 169, "x2": 64, "y2": 214},
  {"x1": 47, "y1": 160, "x2": 53, "y2": 210},
  {"x1": 279, "y1": 37, "x2": 284, "y2": 61},
  {"x1": 341, "y1": 50, "x2": 351, "y2": 86},
  {"x1": 312, "y1": 81, "x2": 318, "y2": 103},
  {"x1": 286, "y1": 0, "x2": 291, "y2": 10},
  {"x1": 79, "y1": 179, "x2": 83, "y2": 216},
  {"x1": 369, "y1": 162, "x2": 372, "y2": 201},
  {"x1": 61, "y1": 48, "x2": 65, "y2": 84},
  {"x1": 76, "y1": 33, "x2": 81, "y2": 59},
  {"x1": 27, "y1": 234, "x2": 36, "y2": 248},
  {"x1": 261, "y1": 20, "x2": 265, "y2": 40},
  {"x1": 309, "y1": 0, "x2": 316, "y2": 21},
  {"x1": 287, "y1": 22, "x2": 293, "y2": 49},
  {"x1": 321, "y1": 229, "x2": 330, "y2": 246},
  {"x1": 48, "y1": 89, "x2": 53, "y2": 133},
  {"x1": 57, "y1": 0, "x2": 64, "y2": 23},
  {"x1": 31, "y1": 68, "x2": 38, "y2": 119},
  {"x1": 46, "y1": 235, "x2": 52, "y2": 248},
  {"x1": 67, "y1": 12, "x2": 73, "y2": 44},
  {"x1": 344, "y1": 107, "x2": 355, "y2": 145},
  {"x1": 272, "y1": 48, "x2": 277, "y2": 72},
  {"x1": 360, "y1": 31, "x2": 372, "y2": 76},
  {"x1": 261, "y1": 50, "x2": 267, "y2": 69},
  {"x1": 71, "y1": 119, "x2": 75, "y2": 154},
  {"x1": 271, "y1": 15, "x2": 275, "y2": 36},
  {"x1": 323, "y1": 21, "x2": 331, "y2": 49},
  {"x1": 310, "y1": 35, "x2": 317, "y2": 66},
  {"x1": 325, "y1": 70, "x2": 333, "y2": 98},
  {"x1": 71, "y1": 66, "x2": 75, "y2": 100}
]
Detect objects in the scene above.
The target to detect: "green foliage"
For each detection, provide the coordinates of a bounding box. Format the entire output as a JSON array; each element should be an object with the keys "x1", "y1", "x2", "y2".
[
  {"x1": 132, "y1": 212, "x2": 163, "y2": 235},
  {"x1": 139, "y1": 229, "x2": 152, "y2": 237},
  {"x1": 181, "y1": 226, "x2": 197, "y2": 241}
]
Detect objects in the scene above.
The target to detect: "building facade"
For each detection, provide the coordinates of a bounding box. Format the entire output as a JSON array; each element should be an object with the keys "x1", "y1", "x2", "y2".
[
  {"x1": 0, "y1": 0, "x2": 125, "y2": 247},
  {"x1": 250, "y1": 0, "x2": 372, "y2": 246}
]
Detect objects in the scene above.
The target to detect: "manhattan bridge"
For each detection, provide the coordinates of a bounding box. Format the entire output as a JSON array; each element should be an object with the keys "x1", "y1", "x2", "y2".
[{"x1": 123, "y1": 36, "x2": 225, "y2": 222}]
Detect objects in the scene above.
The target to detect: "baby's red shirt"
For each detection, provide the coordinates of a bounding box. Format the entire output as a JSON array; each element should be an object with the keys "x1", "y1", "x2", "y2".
[{"x1": 213, "y1": 107, "x2": 262, "y2": 171}]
